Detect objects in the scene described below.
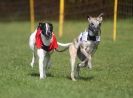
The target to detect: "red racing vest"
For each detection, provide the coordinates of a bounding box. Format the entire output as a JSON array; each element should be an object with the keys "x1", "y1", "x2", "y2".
[{"x1": 35, "y1": 28, "x2": 58, "y2": 51}]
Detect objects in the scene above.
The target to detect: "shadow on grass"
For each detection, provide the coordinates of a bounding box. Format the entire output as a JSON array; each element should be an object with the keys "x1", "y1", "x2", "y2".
[
  {"x1": 30, "y1": 73, "x2": 54, "y2": 77},
  {"x1": 67, "y1": 76, "x2": 94, "y2": 81},
  {"x1": 79, "y1": 76, "x2": 94, "y2": 81}
]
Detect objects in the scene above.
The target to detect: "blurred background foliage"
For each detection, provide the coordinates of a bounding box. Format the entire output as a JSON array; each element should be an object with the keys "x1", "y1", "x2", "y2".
[{"x1": 0, "y1": 0, "x2": 132, "y2": 21}]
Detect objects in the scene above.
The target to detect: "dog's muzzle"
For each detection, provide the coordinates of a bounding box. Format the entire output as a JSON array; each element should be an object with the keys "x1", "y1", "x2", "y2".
[
  {"x1": 42, "y1": 31, "x2": 52, "y2": 40},
  {"x1": 89, "y1": 25, "x2": 100, "y2": 35},
  {"x1": 47, "y1": 31, "x2": 52, "y2": 36},
  {"x1": 46, "y1": 34, "x2": 52, "y2": 40}
]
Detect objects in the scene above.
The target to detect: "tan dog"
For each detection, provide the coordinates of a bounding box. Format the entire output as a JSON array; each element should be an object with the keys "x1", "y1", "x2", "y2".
[{"x1": 58, "y1": 13, "x2": 103, "y2": 81}]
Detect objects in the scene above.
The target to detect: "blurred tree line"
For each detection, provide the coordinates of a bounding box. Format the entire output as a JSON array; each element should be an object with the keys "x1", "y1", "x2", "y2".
[{"x1": 0, "y1": 0, "x2": 132, "y2": 21}]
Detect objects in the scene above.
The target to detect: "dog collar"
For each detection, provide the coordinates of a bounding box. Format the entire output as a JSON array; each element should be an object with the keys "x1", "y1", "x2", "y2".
[{"x1": 87, "y1": 30, "x2": 101, "y2": 42}]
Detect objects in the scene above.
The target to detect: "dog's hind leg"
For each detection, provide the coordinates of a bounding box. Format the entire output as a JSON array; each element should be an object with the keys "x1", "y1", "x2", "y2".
[
  {"x1": 29, "y1": 32, "x2": 36, "y2": 67},
  {"x1": 30, "y1": 52, "x2": 35, "y2": 67},
  {"x1": 69, "y1": 44, "x2": 77, "y2": 81}
]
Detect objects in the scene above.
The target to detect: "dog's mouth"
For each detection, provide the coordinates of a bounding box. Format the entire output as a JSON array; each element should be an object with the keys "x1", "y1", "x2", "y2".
[{"x1": 41, "y1": 29, "x2": 52, "y2": 40}]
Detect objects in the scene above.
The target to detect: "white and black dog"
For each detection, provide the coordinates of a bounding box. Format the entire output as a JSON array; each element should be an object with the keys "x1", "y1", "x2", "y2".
[{"x1": 29, "y1": 22, "x2": 70, "y2": 79}]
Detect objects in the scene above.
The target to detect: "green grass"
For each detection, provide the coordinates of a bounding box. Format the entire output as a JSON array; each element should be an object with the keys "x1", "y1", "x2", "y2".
[{"x1": 0, "y1": 20, "x2": 133, "y2": 98}]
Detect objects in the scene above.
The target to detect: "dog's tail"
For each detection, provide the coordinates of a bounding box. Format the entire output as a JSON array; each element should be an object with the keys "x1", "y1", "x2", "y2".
[
  {"x1": 57, "y1": 42, "x2": 72, "y2": 47},
  {"x1": 55, "y1": 42, "x2": 72, "y2": 52}
]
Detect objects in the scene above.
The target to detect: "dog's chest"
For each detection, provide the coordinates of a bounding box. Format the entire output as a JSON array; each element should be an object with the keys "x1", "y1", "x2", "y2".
[{"x1": 78, "y1": 31, "x2": 100, "y2": 42}]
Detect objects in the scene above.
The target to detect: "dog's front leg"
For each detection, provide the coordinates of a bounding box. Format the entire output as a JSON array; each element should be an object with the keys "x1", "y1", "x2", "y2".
[
  {"x1": 79, "y1": 54, "x2": 92, "y2": 69},
  {"x1": 37, "y1": 49, "x2": 46, "y2": 79},
  {"x1": 87, "y1": 55, "x2": 92, "y2": 69},
  {"x1": 79, "y1": 47, "x2": 90, "y2": 66},
  {"x1": 78, "y1": 58, "x2": 88, "y2": 67}
]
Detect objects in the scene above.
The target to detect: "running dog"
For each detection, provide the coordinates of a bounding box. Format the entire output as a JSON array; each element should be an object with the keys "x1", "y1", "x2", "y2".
[
  {"x1": 29, "y1": 22, "x2": 70, "y2": 79},
  {"x1": 58, "y1": 13, "x2": 103, "y2": 81}
]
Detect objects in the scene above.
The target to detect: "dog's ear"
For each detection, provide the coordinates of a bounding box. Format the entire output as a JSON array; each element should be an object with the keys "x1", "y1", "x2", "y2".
[
  {"x1": 38, "y1": 22, "x2": 42, "y2": 28},
  {"x1": 38, "y1": 22, "x2": 46, "y2": 30},
  {"x1": 87, "y1": 15, "x2": 92, "y2": 22},
  {"x1": 98, "y1": 13, "x2": 104, "y2": 18},
  {"x1": 97, "y1": 13, "x2": 104, "y2": 23},
  {"x1": 97, "y1": 17, "x2": 103, "y2": 23}
]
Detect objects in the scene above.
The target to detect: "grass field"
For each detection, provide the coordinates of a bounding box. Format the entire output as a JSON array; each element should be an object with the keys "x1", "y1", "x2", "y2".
[{"x1": 0, "y1": 20, "x2": 133, "y2": 98}]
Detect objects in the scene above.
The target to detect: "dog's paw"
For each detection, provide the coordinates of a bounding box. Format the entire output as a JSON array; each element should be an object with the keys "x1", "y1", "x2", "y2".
[
  {"x1": 72, "y1": 78, "x2": 77, "y2": 81},
  {"x1": 40, "y1": 77, "x2": 44, "y2": 79},
  {"x1": 87, "y1": 65, "x2": 92, "y2": 69},
  {"x1": 30, "y1": 62, "x2": 34, "y2": 68},
  {"x1": 40, "y1": 75, "x2": 46, "y2": 79}
]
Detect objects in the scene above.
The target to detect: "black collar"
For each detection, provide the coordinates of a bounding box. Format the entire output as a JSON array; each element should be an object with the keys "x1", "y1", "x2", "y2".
[{"x1": 87, "y1": 28, "x2": 101, "y2": 41}]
